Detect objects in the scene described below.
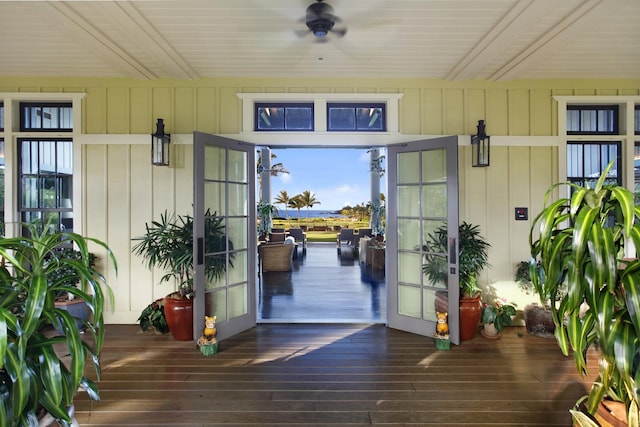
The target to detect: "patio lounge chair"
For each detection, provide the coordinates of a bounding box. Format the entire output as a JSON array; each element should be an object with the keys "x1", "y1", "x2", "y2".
[
  {"x1": 259, "y1": 243, "x2": 295, "y2": 272},
  {"x1": 287, "y1": 228, "x2": 307, "y2": 253},
  {"x1": 336, "y1": 228, "x2": 356, "y2": 257}
]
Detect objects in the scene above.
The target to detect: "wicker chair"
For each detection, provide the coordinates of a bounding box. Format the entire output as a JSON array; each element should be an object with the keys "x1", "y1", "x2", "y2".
[{"x1": 259, "y1": 243, "x2": 295, "y2": 272}]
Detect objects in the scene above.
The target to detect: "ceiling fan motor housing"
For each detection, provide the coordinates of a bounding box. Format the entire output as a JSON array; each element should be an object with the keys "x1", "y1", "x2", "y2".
[{"x1": 306, "y1": 1, "x2": 336, "y2": 38}]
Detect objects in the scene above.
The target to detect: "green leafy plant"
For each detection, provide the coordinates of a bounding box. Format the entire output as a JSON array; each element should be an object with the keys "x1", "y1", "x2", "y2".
[
  {"x1": 421, "y1": 222, "x2": 491, "y2": 297},
  {"x1": 482, "y1": 300, "x2": 517, "y2": 333},
  {"x1": 47, "y1": 247, "x2": 97, "y2": 300},
  {"x1": 0, "y1": 221, "x2": 116, "y2": 425},
  {"x1": 132, "y1": 209, "x2": 233, "y2": 299},
  {"x1": 132, "y1": 209, "x2": 234, "y2": 333},
  {"x1": 529, "y1": 161, "x2": 640, "y2": 424},
  {"x1": 137, "y1": 297, "x2": 169, "y2": 334}
]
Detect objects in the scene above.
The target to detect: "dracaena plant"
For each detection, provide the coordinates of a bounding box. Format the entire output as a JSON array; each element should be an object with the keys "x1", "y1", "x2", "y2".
[
  {"x1": 0, "y1": 221, "x2": 116, "y2": 425},
  {"x1": 529, "y1": 161, "x2": 640, "y2": 425}
]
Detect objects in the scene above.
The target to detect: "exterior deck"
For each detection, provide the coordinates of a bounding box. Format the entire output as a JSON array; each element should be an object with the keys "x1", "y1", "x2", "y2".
[
  {"x1": 75, "y1": 323, "x2": 596, "y2": 426},
  {"x1": 73, "y1": 242, "x2": 597, "y2": 425}
]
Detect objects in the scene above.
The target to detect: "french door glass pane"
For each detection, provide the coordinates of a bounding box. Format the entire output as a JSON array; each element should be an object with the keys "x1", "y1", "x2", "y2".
[
  {"x1": 397, "y1": 152, "x2": 419, "y2": 184},
  {"x1": 228, "y1": 149, "x2": 247, "y2": 182},
  {"x1": 422, "y1": 288, "x2": 439, "y2": 322},
  {"x1": 421, "y1": 185, "x2": 446, "y2": 217},
  {"x1": 422, "y1": 149, "x2": 446, "y2": 182},
  {"x1": 398, "y1": 285, "x2": 420, "y2": 318},
  {"x1": 205, "y1": 182, "x2": 225, "y2": 214},
  {"x1": 229, "y1": 284, "x2": 248, "y2": 319},
  {"x1": 398, "y1": 218, "x2": 420, "y2": 250},
  {"x1": 228, "y1": 217, "x2": 248, "y2": 250},
  {"x1": 228, "y1": 250, "x2": 247, "y2": 285},
  {"x1": 204, "y1": 146, "x2": 225, "y2": 180},
  {"x1": 398, "y1": 252, "x2": 421, "y2": 284},
  {"x1": 397, "y1": 186, "x2": 419, "y2": 217},
  {"x1": 228, "y1": 183, "x2": 247, "y2": 216},
  {"x1": 205, "y1": 290, "x2": 226, "y2": 323}
]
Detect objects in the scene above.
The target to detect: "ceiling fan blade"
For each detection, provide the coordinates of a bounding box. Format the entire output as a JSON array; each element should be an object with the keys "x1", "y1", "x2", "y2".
[
  {"x1": 295, "y1": 28, "x2": 311, "y2": 38},
  {"x1": 331, "y1": 27, "x2": 347, "y2": 37}
]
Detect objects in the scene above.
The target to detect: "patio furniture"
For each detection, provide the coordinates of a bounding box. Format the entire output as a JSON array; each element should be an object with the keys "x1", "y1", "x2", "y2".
[
  {"x1": 269, "y1": 232, "x2": 286, "y2": 242},
  {"x1": 359, "y1": 236, "x2": 372, "y2": 263},
  {"x1": 259, "y1": 243, "x2": 295, "y2": 272},
  {"x1": 337, "y1": 228, "x2": 356, "y2": 258},
  {"x1": 287, "y1": 228, "x2": 307, "y2": 253},
  {"x1": 355, "y1": 228, "x2": 372, "y2": 249}
]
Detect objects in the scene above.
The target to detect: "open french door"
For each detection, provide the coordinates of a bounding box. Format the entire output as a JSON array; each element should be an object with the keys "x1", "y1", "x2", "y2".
[
  {"x1": 193, "y1": 131, "x2": 257, "y2": 341},
  {"x1": 387, "y1": 136, "x2": 460, "y2": 344}
]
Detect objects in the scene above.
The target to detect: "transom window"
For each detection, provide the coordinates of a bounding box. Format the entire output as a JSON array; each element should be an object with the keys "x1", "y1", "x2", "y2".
[
  {"x1": 20, "y1": 102, "x2": 73, "y2": 132},
  {"x1": 567, "y1": 105, "x2": 618, "y2": 135},
  {"x1": 18, "y1": 139, "x2": 74, "y2": 233},
  {"x1": 327, "y1": 103, "x2": 385, "y2": 132},
  {"x1": 255, "y1": 103, "x2": 314, "y2": 131}
]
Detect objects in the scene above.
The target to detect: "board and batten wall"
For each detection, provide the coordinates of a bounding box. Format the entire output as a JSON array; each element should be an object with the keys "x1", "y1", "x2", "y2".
[{"x1": 1, "y1": 77, "x2": 638, "y2": 323}]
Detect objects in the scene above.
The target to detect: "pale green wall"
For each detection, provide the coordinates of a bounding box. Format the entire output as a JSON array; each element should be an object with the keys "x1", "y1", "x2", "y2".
[
  {"x1": 1, "y1": 77, "x2": 638, "y2": 323},
  {"x1": 2, "y1": 77, "x2": 639, "y2": 135}
]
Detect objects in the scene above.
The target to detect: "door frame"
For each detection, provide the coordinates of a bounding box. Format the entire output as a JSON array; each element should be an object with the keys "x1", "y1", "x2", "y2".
[{"x1": 194, "y1": 132, "x2": 461, "y2": 342}]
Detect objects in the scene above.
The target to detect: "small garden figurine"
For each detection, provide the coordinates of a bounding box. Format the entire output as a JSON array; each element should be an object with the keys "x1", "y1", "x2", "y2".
[
  {"x1": 197, "y1": 315, "x2": 218, "y2": 356},
  {"x1": 434, "y1": 311, "x2": 450, "y2": 350}
]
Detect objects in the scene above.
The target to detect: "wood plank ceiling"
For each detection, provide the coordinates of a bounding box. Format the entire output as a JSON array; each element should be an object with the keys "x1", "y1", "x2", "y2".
[{"x1": 0, "y1": 0, "x2": 638, "y2": 81}]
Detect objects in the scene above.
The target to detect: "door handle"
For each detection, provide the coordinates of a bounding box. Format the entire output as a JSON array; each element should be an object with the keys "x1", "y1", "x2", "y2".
[
  {"x1": 197, "y1": 237, "x2": 204, "y2": 265},
  {"x1": 449, "y1": 237, "x2": 456, "y2": 274}
]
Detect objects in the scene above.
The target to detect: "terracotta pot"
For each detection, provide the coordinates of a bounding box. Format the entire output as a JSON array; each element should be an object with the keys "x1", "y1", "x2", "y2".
[
  {"x1": 459, "y1": 294, "x2": 482, "y2": 340},
  {"x1": 594, "y1": 400, "x2": 628, "y2": 427},
  {"x1": 164, "y1": 296, "x2": 194, "y2": 341}
]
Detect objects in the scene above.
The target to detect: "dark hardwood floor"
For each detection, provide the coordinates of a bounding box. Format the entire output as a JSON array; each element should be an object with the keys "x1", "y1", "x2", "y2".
[
  {"x1": 259, "y1": 243, "x2": 386, "y2": 323},
  {"x1": 74, "y1": 324, "x2": 597, "y2": 426},
  {"x1": 72, "y1": 243, "x2": 596, "y2": 425}
]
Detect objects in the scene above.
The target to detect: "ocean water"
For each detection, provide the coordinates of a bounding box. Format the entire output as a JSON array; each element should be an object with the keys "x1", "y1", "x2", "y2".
[{"x1": 273, "y1": 209, "x2": 346, "y2": 219}]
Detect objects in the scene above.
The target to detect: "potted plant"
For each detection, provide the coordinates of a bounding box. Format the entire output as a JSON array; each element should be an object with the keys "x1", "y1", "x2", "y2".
[
  {"x1": 422, "y1": 221, "x2": 491, "y2": 340},
  {"x1": 529, "y1": 161, "x2": 639, "y2": 426},
  {"x1": 132, "y1": 209, "x2": 233, "y2": 341},
  {"x1": 481, "y1": 299, "x2": 516, "y2": 339},
  {"x1": 0, "y1": 221, "x2": 116, "y2": 425},
  {"x1": 49, "y1": 247, "x2": 97, "y2": 332},
  {"x1": 257, "y1": 201, "x2": 275, "y2": 241},
  {"x1": 515, "y1": 260, "x2": 556, "y2": 338}
]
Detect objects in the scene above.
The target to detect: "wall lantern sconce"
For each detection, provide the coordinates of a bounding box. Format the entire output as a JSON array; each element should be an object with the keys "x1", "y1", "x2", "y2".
[
  {"x1": 471, "y1": 119, "x2": 490, "y2": 167},
  {"x1": 151, "y1": 118, "x2": 170, "y2": 166}
]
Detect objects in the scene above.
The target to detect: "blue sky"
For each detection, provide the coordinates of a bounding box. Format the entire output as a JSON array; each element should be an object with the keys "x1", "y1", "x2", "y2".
[{"x1": 262, "y1": 148, "x2": 387, "y2": 211}]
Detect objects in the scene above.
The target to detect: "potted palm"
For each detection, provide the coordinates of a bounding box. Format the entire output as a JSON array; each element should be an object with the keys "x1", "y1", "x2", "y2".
[
  {"x1": 529, "y1": 161, "x2": 639, "y2": 426},
  {"x1": 0, "y1": 221, "x2": 116, "y2": 425},
  {"x1": 422, "y1": 222, "x2": 491, "y2": 340},
  {"x1": 132, "y1": 209, "x2": 233, "y2": 341}
]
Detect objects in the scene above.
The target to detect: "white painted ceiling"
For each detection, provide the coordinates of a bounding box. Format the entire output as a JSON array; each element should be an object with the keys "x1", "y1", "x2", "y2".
[{"x1": 0, "y1": 0, "x2": 638, "y2": 81}]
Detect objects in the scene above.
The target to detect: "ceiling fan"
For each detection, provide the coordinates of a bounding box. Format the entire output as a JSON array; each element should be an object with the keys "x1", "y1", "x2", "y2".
[{"x1": 297, "y1": 0, "x2": 347, "y2": 41}]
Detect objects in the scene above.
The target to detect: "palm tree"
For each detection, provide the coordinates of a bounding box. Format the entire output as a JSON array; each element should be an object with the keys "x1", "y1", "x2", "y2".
[
  {"x1": 256, "y1": 151, "x2": 289, "y2": 197},
  {"x1": 274, "y1": 190, "x2": 292, "y2": 226},
  {"x1": 288, "y1": 195, "x2": 305, "y2": 225},
  {"x1": 299, "y1": 190, "x2": 320, "y2": 227}
]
